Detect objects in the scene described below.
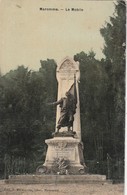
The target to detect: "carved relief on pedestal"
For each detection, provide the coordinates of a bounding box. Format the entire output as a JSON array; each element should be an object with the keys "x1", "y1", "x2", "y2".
[
  {"x1": 55, "y1": 142, "x2": 67, "y2": 150},
  {"x1": 48, "y1": 141, "x2": 76, "y2": 151}
]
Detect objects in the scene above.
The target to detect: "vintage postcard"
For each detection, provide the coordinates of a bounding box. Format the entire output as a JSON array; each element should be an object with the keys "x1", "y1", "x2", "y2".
[{"x1": 0, "y1": 0, "x2": 125, "y2": 194}]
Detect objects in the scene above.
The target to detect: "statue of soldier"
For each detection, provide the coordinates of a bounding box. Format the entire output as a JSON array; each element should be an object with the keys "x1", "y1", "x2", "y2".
[{"x1": 51, "y1": 91, "x2": 77, "y2": 132}]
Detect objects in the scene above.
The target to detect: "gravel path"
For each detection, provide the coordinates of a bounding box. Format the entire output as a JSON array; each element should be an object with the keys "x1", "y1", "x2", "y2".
[{"x1": 0, "y1": 181, "x2": 124, "y2": 195}]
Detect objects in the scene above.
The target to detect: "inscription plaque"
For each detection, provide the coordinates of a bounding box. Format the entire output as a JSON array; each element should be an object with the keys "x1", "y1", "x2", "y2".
[{"x1": 51, "y1": 147, "x2": 75, "y2": 161}]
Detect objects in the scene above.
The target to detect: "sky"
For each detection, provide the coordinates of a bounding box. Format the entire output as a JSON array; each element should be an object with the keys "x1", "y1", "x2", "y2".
[{"x1": 0, "y1": 0, "x2": 115, "y2": 75}]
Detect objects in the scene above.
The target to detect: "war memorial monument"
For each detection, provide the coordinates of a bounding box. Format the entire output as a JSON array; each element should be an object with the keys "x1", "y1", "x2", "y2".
[{"x1": 7, "y1": 57, "x2": 108, "y2": 184}]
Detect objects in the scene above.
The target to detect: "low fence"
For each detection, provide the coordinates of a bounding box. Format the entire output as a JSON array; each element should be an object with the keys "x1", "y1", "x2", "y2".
[
  {"x1": 0, "y1": 153, "x2": 124, "y2": 182},
  {"x1": 85, "y1": 154, "x2": 124, "y2": 182},
  {"x1": 0, "y1": 155, "x2": 41, "y2": 179}
]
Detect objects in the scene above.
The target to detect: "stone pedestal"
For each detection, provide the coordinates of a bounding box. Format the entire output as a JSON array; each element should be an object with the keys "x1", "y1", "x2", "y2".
[
  {"x1": 42, "y1": 136, "x2": 85, "y2": 174},
  {"x1": 6, "y1": 174, "x2": 111, "y2": 184}
]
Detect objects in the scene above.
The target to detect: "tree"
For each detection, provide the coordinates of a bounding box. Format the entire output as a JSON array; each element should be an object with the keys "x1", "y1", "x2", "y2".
[
  {"x1": 0, "y1": 58, "x2": 58, "y2": 177},
  {"x1": 0, "y1": 63, "x2": 57, "y2": 176},
  {"x1": 39, "y1": 59, "x2": 57, "y2": 122},
  {"x1": 100, "y1": 0, "x2": 125, "y2": 159},
  {"x1": 74, "y1": 51, "x2": 108, "y2": 161}
]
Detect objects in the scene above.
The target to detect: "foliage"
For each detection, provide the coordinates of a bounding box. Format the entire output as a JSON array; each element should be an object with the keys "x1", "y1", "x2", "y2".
[
  {"x1": 52, "y1": 158, "x2": 70, "y2": 175},
  {"x1": 74, "y1": 51, "x2": 108, "y2": 161},
  {"x1": 0, "y1": 60, "x2": 57, "y2": 177},
  {"x1": 100, "y1": 0, "x2": 125, "y2": 159}
]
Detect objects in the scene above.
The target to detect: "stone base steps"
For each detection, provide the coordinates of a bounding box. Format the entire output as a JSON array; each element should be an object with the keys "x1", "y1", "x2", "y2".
[{"x1": 5, "y1": 174, "x2": 112, "y2": 184}]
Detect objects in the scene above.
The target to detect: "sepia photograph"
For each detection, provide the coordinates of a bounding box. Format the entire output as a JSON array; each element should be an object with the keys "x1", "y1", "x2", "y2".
[{"x1": 0, "y1": 0, "x2": 125, "y2": 194}]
